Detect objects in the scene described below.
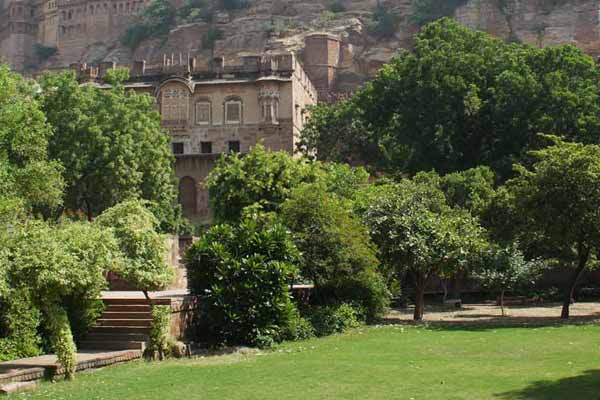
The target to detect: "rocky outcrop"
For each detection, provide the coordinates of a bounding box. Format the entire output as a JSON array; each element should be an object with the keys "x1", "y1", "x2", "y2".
[{"x1": 31, "y1": 0, "x2": 600, "y2": 93}]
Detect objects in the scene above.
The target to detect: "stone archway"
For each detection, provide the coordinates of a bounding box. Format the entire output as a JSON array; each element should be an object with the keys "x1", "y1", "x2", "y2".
[{"x1": 178, "y1": 176, "x2": 197, "y2": 219}]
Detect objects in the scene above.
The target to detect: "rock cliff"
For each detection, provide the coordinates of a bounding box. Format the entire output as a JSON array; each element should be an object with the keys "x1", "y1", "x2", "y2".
[{"x1": 30, "y1": 0, "x2": 600, "y2": 93}]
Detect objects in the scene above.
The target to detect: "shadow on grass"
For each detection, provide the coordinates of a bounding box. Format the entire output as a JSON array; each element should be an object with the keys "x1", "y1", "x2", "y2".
[
  {"x1": 495, "y1": 369, "x2": 600, "y2": 399},
  {"x1": 380, "y1": 314, "x2": 600, "y2": 331}
]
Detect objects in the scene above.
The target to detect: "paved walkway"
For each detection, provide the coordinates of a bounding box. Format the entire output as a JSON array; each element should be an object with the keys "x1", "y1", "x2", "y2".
[{"x1": 0, "y1": 350, "x2": 142, "y2": 384}]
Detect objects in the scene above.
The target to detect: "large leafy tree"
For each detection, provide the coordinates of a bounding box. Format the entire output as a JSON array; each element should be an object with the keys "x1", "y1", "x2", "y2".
[
  {"x1": 207, "y1": 144, "x2": 369, "y2": 223},
  {"x1": 38, "y1": 70, "x2": 178, "y2": 230},
  {"x1": 363, "y1": 174, "x2": 485, "y2": 320},
  {"x1": 495, "y1": 138, "x2": 600, "y2": 319},
  {"x1": 185, "y1": 215, "x2": 299, "y2": 346},
  {"x1": 301, "y1": 18, "x2": 600, "y2": 179},
  {"x1": 280, "y1": 183, "x2": 378, "y2": 286},
  {"x1": 0, "y1": 65, "x2": 64, "y2": 218}
]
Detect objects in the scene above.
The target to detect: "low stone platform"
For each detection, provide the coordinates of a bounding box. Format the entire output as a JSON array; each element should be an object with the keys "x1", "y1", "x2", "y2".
[{"x1": 0, "y1": 350, "x2": 142, "y2": 385}]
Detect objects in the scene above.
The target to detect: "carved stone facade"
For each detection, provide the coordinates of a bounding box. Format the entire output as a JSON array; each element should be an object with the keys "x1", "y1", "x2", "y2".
[
  {"x1": 0, "y1": 0, "x2": 146, "y2": 70},
  {"x1": 73, "y1": 52, "x2": 317, "y2": 223}
]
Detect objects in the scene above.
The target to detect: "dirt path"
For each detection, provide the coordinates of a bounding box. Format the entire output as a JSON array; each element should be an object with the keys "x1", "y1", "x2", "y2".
[{"x1": 385, "y1": 302, "x2": 600, "y2": 326}]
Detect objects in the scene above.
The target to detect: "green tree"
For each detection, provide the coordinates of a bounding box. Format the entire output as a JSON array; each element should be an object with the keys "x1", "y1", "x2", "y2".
[
  {"x1": 185, "y1": 215, "x2": 299, "y2": 346},
  {"x1": 95, "y1": 200, "x2": 174, "y2": 297},
  {"x1": 364, "y1": 174, "x2": 485, "y2": 320},
  {"x1": 0, "y1": 65, "x2": 64, "y2": 217},
  {"x1": 3, "y1": 220, "x2": 122, "y2": 378},
  {"x1": 280, "y1": 183, "x2": 379, "y2": 286},
  {"x1": 207, "y1": 144, "x2": 368, "y2": 223},
  {"x1": 473, "y1": 245, "x2": 541, "y2": 316},
  {"x1": 302, "y1": 19, "x2": 600, "y2": 180},
  {"x1": 38, "y1": 70, "x2": 178, "y2": 230},
  {"x1": 121, "y1": 0, "x2": 177, "y2": 50},
  {"x1": 498, "y1": 138, "x2": 600, "y2": 319}
]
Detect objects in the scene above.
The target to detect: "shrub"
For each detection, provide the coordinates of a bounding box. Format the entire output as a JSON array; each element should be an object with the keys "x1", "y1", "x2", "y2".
[
  {"x1": 185, "y1": 216, "x2": 300, "y2": 347},
  {"x1": 146, "y1": 305, "x2": 171, "y2": 360},
  {"x1": 309, "y1": 303, "x2": 360, "y2": 337},
  {"x1": 311, "y1": 271, "x2": 391, "y2": 323},
  {"x1": 327, "y1": 0, "x2": 346, "y2": 13},
  {"x1": 368, "y1": 2, "x2": 399, "y2": 38},
  {"x1": 411, "y1": 0, "x2": 468, "y2": 26},
  {"x1": 282, "y1": 306, "x2": 315, "y2": 341},
  {"x1": 0, "y1": 289, "x2": 42, "y2": 361},
  {"x1": 34, "y1": 44, "x2": 58, "y2": 62},
  {"x1": 95, "y1": 200, "x2": 174, "y2": 293},
  {"x1": 202, "y1": 28, "x2": 223, "y2": 50}
]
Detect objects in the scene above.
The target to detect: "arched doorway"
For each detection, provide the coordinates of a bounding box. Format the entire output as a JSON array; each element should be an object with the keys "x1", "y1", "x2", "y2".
[{"x1": 178, "y1": 176, "x2": 197, "y2": 219}]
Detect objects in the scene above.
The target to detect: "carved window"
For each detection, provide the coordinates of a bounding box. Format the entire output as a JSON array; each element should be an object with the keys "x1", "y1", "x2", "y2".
[
  {"x1": 195, "y1": 101, "x2": 211, "y2": 125},
  {"x1": 161, "y1": 87, "x2": 190, "y2": 127},
  {"x1": 228, "y1": 141, "x2": 240, "y2": 153},
  {"x1": 172, "y1": 142, "x2": 184, "y2": 154},
  {"x1": 225, "y1": 99, "x2": 242, "y2": 124},
  {"x1": 201, "y1": 141, "x2": 212, "y2": 154}
]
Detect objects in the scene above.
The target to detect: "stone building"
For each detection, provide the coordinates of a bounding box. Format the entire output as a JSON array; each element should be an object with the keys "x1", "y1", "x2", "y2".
[
  {"x1": 0, "y1": 0, "x2": 147, "y2": 71},
  {"x1": 73, "y1": 52, "x2": 317, "y2": 223}
]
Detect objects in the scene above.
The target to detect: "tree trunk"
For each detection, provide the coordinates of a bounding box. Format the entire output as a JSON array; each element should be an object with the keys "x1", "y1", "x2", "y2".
[
  {"x1": 413, "y1": 272, "x2": 427, "y2": 321},
  {"x1": 561, "y1": 245, "x2": 590, "y2": 319},
  {"x1": 500, "y1": 290, "x2": 505, "y2": 317},
  {"x1": 439, "y1": 277, "x2": 448, "y2": 302}
]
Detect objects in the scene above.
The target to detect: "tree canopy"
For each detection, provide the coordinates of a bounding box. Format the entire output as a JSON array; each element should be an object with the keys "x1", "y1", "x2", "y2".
[
  {"x1": 301, "y1": 18, "x2": 600, "y2": 180},
  {"x1": 363, "y1": 173, "x2": 485, "y2": 320},
  {"x1": 493, "y1": 138, "x2": 600, "y2": 318},
  {"x1": 38, "y1": 70, "x2": 178, "y2": 230}
]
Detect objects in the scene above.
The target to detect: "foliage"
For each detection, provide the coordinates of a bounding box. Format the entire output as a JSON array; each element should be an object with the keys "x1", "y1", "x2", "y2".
[
  {"x1": 95, "y1": 200, "x2": 173, "y2": 292},
  {"x1": 411, "y1": 0, "x2": 468, "y2": 26},
  {"x1": 363, "y1": 174, "x2": 485, "y2": 320},
  {"x1": 327, "y1": 0, "x2": 346, "y2": 13},
  {"x1": 281, "y1": 307, "x2": 315, "y2": 341},
  {"x1": 220, "y1": 0, "x2": 248, "y2": 11},
  {"x1": 368, "y1": 2, "x2": 399, "y2": 38},
  {"x1": 147, "y1": 305, "x2": 171, "y2": 360},
  {"x1": 34, "y1": 44, "x2": 58, "y2": 62},
  {"x1": 439, "y1": 166, "x2": 496, "y2": 216},
  {"x1": 1, "y1": 220, "x2": 121, "y2": 377},
  {"x1": 472, "y1": 245, "x2": 542, "y2": 315},
  {"x1": 0, "y1": 66, "x2": 64, "y2": 216},
  {"x1": 0, "y1": 289, "x2": 42, "y2": 361},
  {"x1": 38, "y1": 70, "x2": 178, "y2": 230},
  {"x1": 302, "y1": 19, "x2": 600, "y2": 180},
  {"x1": 308, "y1": 303, "x2": 360, "y2": 337},
  {"x1": 207, "y1": 144, "x2": 368, "y2": 223},
  {"x1": 202, "y1": 28, "x2": 224, "y2": 50},
  {"x1": 310, "y1": 271, "x2": 391, "y2": 323},
  {"x1": 495, "y1": 138, "x2": 600, "y2": 318},
  {"x1": 121, "y1": 0, "x2": 176, "y2": 49},
  {"x1": 280, "y1": 183, "x2": 378, "y2": 286},
  {"x1": 185, "y1": 216, "x2": 300, "y2": 346}
]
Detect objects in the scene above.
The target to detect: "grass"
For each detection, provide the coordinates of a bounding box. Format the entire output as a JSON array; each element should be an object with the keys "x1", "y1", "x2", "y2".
[{"x1": 11, "y1": 324, "x2": 600, "y2": 400}]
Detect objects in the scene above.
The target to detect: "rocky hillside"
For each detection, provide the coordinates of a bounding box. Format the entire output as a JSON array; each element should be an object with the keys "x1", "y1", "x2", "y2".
[{"x1": 50, "y1": 0, "x2": 600, "y2": 94}]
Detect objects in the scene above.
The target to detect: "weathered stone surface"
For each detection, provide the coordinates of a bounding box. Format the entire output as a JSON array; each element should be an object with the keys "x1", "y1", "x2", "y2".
[
  {"x1": 2, "y1": 0, "x2": 599, "y2": 95},
  {"x1": 0, "y1": 381, "x2": 37, "y2": 395}
]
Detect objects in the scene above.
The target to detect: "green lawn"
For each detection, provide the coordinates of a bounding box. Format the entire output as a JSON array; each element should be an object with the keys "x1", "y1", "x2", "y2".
[{"x1": 12, "y1": 324, "x2": 600, "y2": 400}]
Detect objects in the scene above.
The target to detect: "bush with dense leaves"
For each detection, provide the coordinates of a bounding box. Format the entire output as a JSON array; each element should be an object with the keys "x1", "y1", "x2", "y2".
[
  {"x1": 311, "y1": 271, "x2": 391, "y2": 323},
  {"x1": 308, "y1": 303, "x2": 360, "y2": 337},
  {"x1": 185, "y1": 216, "x2": 300, "y2": 347}
]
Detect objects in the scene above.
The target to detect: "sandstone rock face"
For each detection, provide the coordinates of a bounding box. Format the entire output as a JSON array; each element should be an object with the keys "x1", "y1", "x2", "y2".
[{"x1": 2, "y1": 0, "x2": 599, "y2": 93}]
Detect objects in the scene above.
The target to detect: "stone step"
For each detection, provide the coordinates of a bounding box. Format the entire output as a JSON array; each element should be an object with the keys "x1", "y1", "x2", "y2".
[
  {"x1": 79, "y1": 340, "x2": 147, "y2": 351},
  {"x1": 102, "y1": 298, "x2": 171, "y2": 306},
  {"x1": 85, "y1": 332, "x2": 149, "y2": 342},
  {"x1": 105, "y1": 304, "x2": 152, "y2": 312},
  {"x1": 101, "y1": 311, "x2": 153, "y2": 320},
  {"x1": 89, "y1": 326, "x2": 151, "y2": 335},
  {"x1": 97, "y1": 319, "x2": 152, "y2": 327}
]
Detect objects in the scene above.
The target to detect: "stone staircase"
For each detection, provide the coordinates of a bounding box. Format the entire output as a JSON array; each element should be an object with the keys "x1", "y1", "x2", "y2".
[{"x1": 79, "y1": 297, "x2": 171, "y2": 351}]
